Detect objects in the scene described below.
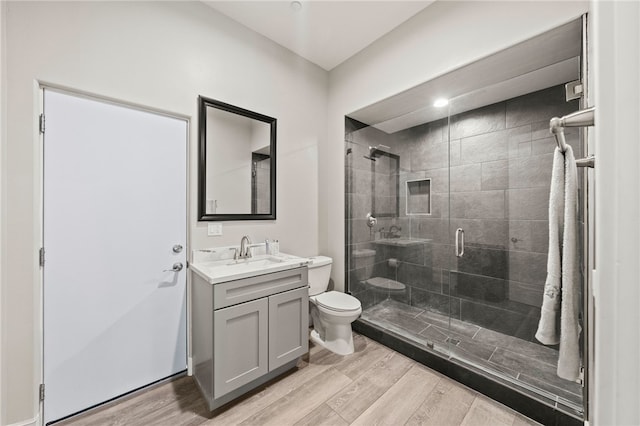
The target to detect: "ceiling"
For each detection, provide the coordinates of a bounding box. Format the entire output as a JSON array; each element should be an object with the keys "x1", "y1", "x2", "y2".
[
  {"x1": 202, "y1": 2, "x2": 582, "y2": 133},
  {"x1": 203, "y1": 1, "x2": 434, "y2": 71},
  {"x1": 350, "y1": 18, "x2": 582, "y2": 133}
]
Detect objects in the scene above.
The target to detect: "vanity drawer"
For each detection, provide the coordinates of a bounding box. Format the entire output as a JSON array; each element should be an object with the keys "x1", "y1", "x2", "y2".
[{"x1": 213, "y1": 267, "x2": 308, "y2": 310}]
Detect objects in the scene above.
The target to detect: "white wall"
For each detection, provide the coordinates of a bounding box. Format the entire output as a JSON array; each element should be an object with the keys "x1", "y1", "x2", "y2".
[
  {"x1": 323, "y1": 0, "x2": 588, "y2": 291},
  {"x1": 0, "y1": 0, "x2": 6, "y2": 422},
  {"x1": 206, "y1": 108, "x2": 253, "y2": 214},
  {"x1": 1, "y1": 1, "x2": 326, "y2": 424},
  {"x1": 592, "y1": 1, "x2": 640, "y2": 424},
  {"x1": 251, "y1": 120, "x2": 271, "y2": 153}
]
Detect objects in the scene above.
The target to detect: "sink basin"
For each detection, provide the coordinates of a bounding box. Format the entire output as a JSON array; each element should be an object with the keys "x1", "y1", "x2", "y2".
[
  {"x1": 190, "y1": 253, "x2": 309, "y2": 284},
  {"x1": 224, "y1": 255, "x2": 285, "y2": 268}
]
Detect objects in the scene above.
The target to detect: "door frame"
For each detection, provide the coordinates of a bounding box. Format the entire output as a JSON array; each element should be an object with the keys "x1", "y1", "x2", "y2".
[
  {"x1": 580, "y1": 12, "x2": 594, "y2": 423},
  {"x1": 37, "y1": 82, "x2": 191, "y2": 425}
]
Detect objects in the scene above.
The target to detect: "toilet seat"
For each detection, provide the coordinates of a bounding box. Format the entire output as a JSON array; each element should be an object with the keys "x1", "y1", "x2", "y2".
[{"x1": 313, "y1": 291, "x2": 361, "y2": 312}]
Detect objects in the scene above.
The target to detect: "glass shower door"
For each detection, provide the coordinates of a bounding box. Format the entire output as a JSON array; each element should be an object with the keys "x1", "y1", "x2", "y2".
[
  {"x1": 345, "y1": 116, "x2": 453, "y2": 361},
  {"x1": 445, "y1": 82, "x2": 584, "y2": 414}
]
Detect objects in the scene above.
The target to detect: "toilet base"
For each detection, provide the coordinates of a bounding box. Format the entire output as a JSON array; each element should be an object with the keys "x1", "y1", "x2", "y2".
[{"x1": 310, "y1": 327, "x2": 355, "y2": 356}]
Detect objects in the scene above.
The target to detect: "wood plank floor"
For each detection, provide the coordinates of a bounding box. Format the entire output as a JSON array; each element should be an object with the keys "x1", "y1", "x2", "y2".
[{"x1": 58, "y1": 333, "x2": 540, "y2": 426}]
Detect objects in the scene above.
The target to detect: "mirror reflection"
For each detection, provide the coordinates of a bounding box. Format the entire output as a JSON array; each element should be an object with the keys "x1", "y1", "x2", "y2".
[{"x1": 198, "y1": 97, "x2": 276, "y2": 221}]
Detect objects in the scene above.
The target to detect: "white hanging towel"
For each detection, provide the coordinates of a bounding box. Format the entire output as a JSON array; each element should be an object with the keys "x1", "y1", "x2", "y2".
[
  {"x1": 535, "y1": 146, "x2": 581, "y2": 381},
  {"x1": 558, "y1": 145, "x2": 581, "y2": 381},
  {"x1": 535, "y1": 148, "x2": 564, "y2": 345}
]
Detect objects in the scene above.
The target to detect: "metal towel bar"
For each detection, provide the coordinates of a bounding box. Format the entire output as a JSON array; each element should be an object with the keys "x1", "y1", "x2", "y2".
[
  {"x1": 576, "y1": 155, "x2": 595, "y2": 168},
  {"x1": 550, "y1": 107, "x2": 595, "y2": 167}
]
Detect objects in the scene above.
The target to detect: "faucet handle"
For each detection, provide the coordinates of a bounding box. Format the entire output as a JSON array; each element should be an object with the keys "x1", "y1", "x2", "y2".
[{"x1": 228, "y1": 247, "x2": 238, "y2": 260}]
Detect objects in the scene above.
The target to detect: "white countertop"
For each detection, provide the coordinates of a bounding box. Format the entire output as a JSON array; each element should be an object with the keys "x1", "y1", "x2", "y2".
[{"x1": 190, "y1": 245, "x2": 309, "y2": 284}]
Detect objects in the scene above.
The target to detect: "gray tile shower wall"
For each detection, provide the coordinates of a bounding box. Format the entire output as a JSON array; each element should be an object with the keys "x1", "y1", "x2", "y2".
[
  {"x1": 345, "y1": 85, "x2": 581, "y2": 342},
  {"x1": 345, "y1": 118, "x2": 398, "y2": 309}
]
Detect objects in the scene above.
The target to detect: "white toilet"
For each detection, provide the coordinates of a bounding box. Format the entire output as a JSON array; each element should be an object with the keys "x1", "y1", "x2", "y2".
[
  {"x1": 353, "y1": 249, "x2": 376, "y2": 282},
  {"x1": 307, "y1": 256, "x2": 362, "y2": 355}
]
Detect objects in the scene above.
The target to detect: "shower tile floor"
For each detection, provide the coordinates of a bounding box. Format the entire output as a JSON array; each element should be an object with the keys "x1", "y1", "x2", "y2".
[{"x1": 360, "y1": 299, "x2": 582, "y2": 410}]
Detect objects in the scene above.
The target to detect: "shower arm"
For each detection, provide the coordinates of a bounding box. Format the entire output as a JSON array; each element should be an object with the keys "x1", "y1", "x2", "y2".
[
  {"x1": 550, "y1": 107, "x2": 595, "y2": 153},
  {"x1": 364, "y1": 144, "x2": 392, "y2": 161},
  {"x1": 369, "y1": 144, "x2": 391, "y2": 156}
]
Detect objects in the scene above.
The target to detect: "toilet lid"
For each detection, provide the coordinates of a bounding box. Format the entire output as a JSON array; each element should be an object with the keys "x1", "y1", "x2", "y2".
[{"x1": 314, "y1": 291, "x2": 361, "y2": 312}]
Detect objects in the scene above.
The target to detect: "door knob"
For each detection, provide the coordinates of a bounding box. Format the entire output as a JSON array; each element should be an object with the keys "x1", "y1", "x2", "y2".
[
  {"x1": 172, "y1": 244, "x2": 183, "y2": 253},
  {"x1": 163, "y1": 262, "x2": 183, "y2": 272}
]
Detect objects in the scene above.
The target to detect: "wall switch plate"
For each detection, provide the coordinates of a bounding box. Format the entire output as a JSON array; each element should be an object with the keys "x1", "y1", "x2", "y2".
[{"x1": 207, "y1": 223, "x2": 222, "y2": 236}]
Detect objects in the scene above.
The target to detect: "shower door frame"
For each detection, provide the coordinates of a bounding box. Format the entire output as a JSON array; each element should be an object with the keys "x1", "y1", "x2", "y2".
[{"x1": 580, "y1": 12, "x2": 593, "y2": 423}]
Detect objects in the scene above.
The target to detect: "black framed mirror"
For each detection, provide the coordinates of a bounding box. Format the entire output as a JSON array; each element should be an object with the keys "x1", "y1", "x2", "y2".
[{"x1": 198, "y1": 96, "x2": 276, "y2": 221}]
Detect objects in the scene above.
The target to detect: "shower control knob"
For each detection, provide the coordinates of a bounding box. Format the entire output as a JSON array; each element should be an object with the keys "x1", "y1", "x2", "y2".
[{"x1": 366, "y1": 212, "x2": 377, "y2": 228}]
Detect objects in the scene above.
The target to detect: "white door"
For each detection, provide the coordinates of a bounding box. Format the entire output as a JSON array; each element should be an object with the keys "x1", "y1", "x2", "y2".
[{"x1": 43, "y1": 89, "x2": 187, "y2": 424}]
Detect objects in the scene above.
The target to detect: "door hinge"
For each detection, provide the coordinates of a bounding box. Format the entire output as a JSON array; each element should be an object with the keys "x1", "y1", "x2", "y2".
[
  {"x1": 565, "y1": 80, "x2": 584, "y2": 101},
  {"x1": 39, "y1": 248, "x2": 45, "y2": 267},
  {"x1": 578, "y1": 367, "x2": 585, "y2": 386},
  {"x1": 39, "y1": 114, "x2": 46, "y2": 134},
  {"x1": 39, "y1": 384, "x2": 45, "y2": 401}
]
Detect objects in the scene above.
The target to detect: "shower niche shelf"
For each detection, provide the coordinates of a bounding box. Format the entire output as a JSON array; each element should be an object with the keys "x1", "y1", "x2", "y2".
[{"x1": 406, "y1": 178, "x2": 431, "y2": 215}]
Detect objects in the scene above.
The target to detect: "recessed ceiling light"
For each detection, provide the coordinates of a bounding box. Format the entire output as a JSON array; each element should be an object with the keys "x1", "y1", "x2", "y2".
[
  {"x1": 290, "y1": 1, "x2": 302, "y2": 12},
  {"x1": 433, "y1": 98, "x2": 449, "y2": 108}
]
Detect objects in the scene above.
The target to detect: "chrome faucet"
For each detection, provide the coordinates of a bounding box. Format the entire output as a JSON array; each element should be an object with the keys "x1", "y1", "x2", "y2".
[{"x1": 239, "y1": 235, "x2": 252, "y2": 259}]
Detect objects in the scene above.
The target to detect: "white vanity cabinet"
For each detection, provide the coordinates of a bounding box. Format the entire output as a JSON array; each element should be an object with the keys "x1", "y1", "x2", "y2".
[{"x1": 191, "y1": 265, "x2": 309, "y2": 411}]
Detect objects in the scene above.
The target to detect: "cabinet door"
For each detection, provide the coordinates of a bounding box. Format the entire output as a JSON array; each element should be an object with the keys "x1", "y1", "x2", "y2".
[
  {"x1": 214, "y1": 298, "x2": 268, "y2": 398},
  {"x1": 269, "y1": 287, "x2": 309, "y2": 370}
]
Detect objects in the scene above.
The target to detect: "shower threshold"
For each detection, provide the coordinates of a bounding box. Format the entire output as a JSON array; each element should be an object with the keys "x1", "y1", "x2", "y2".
[{"x1": 356, "y1": 299, "x2": 583, "y2": 423}]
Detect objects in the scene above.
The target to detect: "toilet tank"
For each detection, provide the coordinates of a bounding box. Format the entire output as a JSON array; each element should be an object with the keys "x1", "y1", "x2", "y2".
[
  {"x1": 307, "y1": 256, "x2": 332, "y2": 296},
  {"x1": 353, "y1": 249, "x2": 376, "y2": 281}
]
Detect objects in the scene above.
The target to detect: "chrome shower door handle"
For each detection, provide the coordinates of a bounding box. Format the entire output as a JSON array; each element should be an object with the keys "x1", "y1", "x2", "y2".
[
  {"x1": 455, "y1": 228, "x2": 459, "y2": 256},
  {"x1": 455, "y1": 228, "x2": 465, "y2": 257},
  {"x1": 163, "y1": 262, "x2": 184, "y2": 272}
]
